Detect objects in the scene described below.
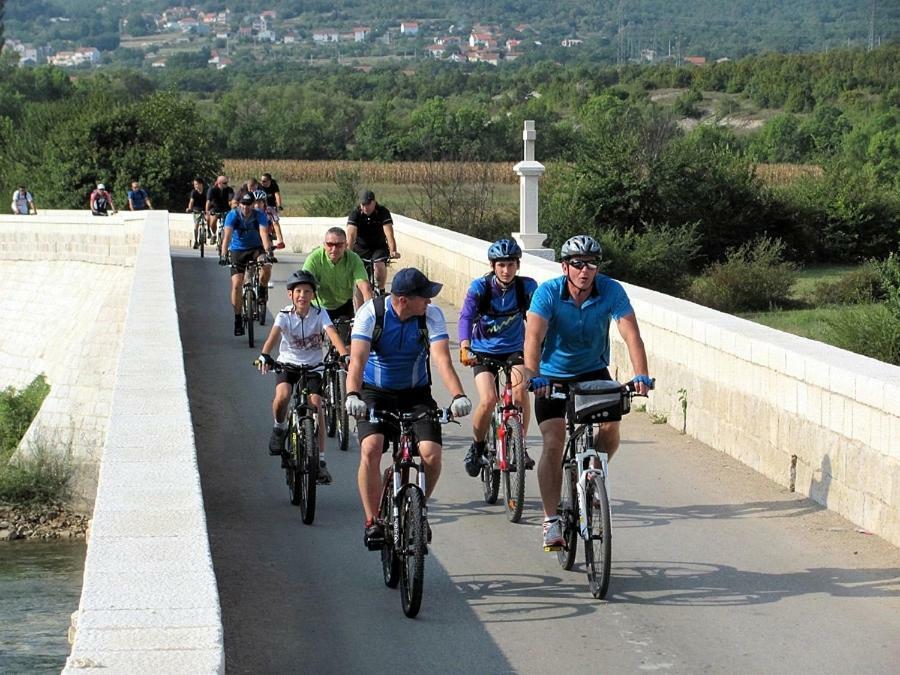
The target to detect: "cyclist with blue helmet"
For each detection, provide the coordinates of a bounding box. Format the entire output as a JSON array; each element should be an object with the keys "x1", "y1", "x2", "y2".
[
  {"x1": 459, "y1": 239, "x2": 538, "y2": 477},
  {"x1": 524, "y1": 234, "x2": 652, "y2": 550}
]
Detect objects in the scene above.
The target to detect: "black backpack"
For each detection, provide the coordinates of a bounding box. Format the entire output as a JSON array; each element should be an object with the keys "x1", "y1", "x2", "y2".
[
  {"x1": 477, "y1": 273, "x2": 530, "y2": 322},
  {"x1": 370, "y1": 295, "x2": 431, "y2": 384}
]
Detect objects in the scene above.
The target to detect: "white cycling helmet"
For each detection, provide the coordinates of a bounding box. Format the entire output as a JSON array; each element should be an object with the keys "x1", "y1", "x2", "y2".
[{"x1": 560, "y1": 234, "x2": 602, "y2": 260}]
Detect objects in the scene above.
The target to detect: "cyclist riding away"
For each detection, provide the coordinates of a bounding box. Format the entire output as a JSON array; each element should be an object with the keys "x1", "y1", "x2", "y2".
[
  {"x1": 219, "y1": 192, "x2": 274, "y2": 337},
  {"x1": 524, "y1": 234, "x2": 652, "y2": 550},
  {"x1": 206, "y1": 176, "x2": 234, "y2": 243},
  {"x1": 459, "y1": 239, "x2": 538, "y2": 477},
  {"x1": 346, "y1": 189, "x2": 400, "y2": 306},
  {"x1": 302, "y1": 227, "x2": 373, "y2": 340},
  {"x1": 344, "y1": 268, "x2": 472, "y2": 548},
  {"x1": 90, "y1": 183, "x2": 116, "y2": 216},
  {"x1": 186, "y1": 177, "x2": 208, "y2": 249},
  {"x1": 257, "y1": 270, "x2": 349, "y2": 486}
]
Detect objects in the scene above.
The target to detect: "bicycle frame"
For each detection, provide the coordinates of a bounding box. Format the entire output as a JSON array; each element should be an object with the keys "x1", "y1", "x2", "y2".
[
  {"x1": 564, "y1": 422, "x2": 610, "y2": 540},
  {"x1": 480, "y1": 357, "x2": 524, "y2": 472},
  {"x1": 362, "y1": 257, "x2": 390, "y2": 295}
]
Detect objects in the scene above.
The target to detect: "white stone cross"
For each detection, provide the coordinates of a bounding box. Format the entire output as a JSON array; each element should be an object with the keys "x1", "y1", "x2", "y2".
[{"x1": 512, "y1": 120, "x2": 554, "y2": 260}]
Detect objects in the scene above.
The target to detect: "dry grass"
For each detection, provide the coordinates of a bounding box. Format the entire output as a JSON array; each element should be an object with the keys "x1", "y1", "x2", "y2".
[
  {"x1": 754, "y1": 163, "x2": 823, "y2": 185},
  {"x1": 224, "y1": 160, "x2": 519, "y2": 185}
]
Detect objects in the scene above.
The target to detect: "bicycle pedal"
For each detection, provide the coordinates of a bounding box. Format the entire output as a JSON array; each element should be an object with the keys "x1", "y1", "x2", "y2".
[
  {"x1": 543, "y1": 544, "x2": 564, "y2": 552},
  {"x1": 365, "y1": 537, "x2": 384, "y2": 551}
]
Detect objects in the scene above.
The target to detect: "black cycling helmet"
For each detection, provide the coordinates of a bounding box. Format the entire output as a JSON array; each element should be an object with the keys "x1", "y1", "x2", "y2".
[
  {"x1": 560, "y1": 234, "x2": 602, "y2": 260},
  {"x1": 238, "y1": 192, "x2": 254, "y2": 205},
  {"x1": 286, "y1": 270, "x2": 318, "y2": 291},
  {"x1": 487, "y1": 238, "x2": 522, "y2": 262}
]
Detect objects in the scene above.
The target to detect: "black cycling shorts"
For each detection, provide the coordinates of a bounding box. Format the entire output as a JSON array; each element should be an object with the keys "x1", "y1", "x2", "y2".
[
  {"x1": 230, "y1": 247, "x2": 266, "y2": 276},
  {"x1": 276, "y1": 368, "x2": 323, "y2": 395},
  {"x1": 533, "y1": 368, "x2": 612, "y2": 424},
  {"x1": 356, "y1": 384, "x2": 441, "y2": 448},
  {"x1": 471, "y1": 351, "x2": 524, "y2": 378}
]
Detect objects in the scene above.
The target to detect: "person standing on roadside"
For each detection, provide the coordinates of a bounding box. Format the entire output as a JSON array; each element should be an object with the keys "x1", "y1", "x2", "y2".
[
  {"x1": 347, "y1": 189, "x2": 400, "y2": 303},
  {"x1": 11, "y1": 185, "x2": 37, "y2": 215},
  {"x1": 127, "y1": 180, "x2": 154, "y2": 211},
  {"x1": 90, "y1": 183, "x2": 117, "y2": 216}
]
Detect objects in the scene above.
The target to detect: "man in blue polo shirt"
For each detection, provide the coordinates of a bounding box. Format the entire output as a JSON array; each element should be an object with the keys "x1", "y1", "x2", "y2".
[
  {"x1": 127, "y1": 180, "x2": 154, "y2": 211},
  {"x1": 524, "y1": 234, "x2": 652, "y2": 550},
  {"x1": 344, "y1": 267, "x2": 472, "y2": 549}
]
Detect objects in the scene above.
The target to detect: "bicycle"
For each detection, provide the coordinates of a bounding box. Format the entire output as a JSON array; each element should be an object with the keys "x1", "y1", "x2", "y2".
[
  {"x1": 256, "y1": 361, "x2": 321, "y2": 525},
  {"x1": 209, "y1": 210, "x2": 227, "y2": 247},
  {"x1": 240, "y1": 259, "x2": 269, "y2": 348},
  {"x1": 361, "y1": 257, "x2": 391, "y2": 296},
  {"x1": 365, "y1": 406, "x2": 456, "y2": 618},
  {"x1": 323, "y1": 317, "x2": 352, "y2": 452},
  {"x1": 545, "y1": 378, "x2": 652, "y2": 599},
  {"x1": 470, "y1": 355, "x2": 528, "y2": 523},
  {"x1": 191, "y1": 209, "x2": 210, "y2": 257}
]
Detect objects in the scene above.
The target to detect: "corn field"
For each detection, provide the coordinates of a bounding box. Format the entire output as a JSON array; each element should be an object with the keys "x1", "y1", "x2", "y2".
[
  {"x1": 754, "y1": 163, "x2": 824, "y2": 185},
  {"x1": 223, "y1": 160, "x2": 519, "y2": 185}
]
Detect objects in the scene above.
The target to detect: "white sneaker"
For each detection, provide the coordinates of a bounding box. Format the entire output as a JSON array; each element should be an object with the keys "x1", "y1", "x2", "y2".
[{"x1": 542, "y1": 519, "x2": 565, "y2": 548}]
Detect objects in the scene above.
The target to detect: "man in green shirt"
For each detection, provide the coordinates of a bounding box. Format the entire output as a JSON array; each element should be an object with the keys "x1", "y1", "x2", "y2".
[{"x1": 302, "y1": 226, "x2": 373, "y2": 340}]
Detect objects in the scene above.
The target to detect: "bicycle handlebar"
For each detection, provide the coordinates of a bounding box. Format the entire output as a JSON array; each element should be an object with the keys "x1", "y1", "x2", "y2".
[
  {"x1": 542, "y1": 378, "x2": 656, "y2": 399},
  {"x1": 367, "y1": 407, "x2": 456, "y2": 426},
  {"x1": 472, "y1": 354, "x2": 525, "y2": 369},
  {"x1": 253, "y1": 360, "x2": 324, "y2": 374}
]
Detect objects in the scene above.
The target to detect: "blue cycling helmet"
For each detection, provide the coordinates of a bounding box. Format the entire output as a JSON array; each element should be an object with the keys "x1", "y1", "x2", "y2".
[{"x1": 487, "y1": 239, "x2": 522, "y2": 262}]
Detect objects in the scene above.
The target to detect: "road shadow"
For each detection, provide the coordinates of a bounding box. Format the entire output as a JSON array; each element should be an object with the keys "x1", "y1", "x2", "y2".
[{"x1": 608, "y1": 559, "x2": 900, "y2": 606}]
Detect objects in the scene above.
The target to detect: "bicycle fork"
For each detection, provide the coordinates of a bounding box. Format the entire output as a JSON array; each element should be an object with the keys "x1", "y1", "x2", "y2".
[{"x1": 576, "y1": 451, "x2": 609, "y2": 540}]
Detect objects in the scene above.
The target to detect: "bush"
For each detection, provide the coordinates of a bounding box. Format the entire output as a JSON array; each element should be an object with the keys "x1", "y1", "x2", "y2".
[
  {"x1": 689, "y1": 237, "x2": 798, "y2": 312},
  {"x1": 824, "y1": 303, "x2": 900, "y2": 365},
  {"x1": 0, "y1": 375, "x2": 50, "y2": 462},
  {"x1": 599, "y1": 222, "x2": 701, "y2": 296},
  {"x1": 303, "y1": 170, "x2": 361, "y2": 217},
  {"x1": 0, "y1": 438, "x2": 73, "y2": 504},
  {"x1": 810, "y1": 265, "x2": 884, "y2": 305}
]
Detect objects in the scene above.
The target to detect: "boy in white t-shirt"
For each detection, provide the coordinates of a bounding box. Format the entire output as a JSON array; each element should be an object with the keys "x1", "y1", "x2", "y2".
[{"x1": 257, "y1": 270, "x2": 349, "y2": 484}]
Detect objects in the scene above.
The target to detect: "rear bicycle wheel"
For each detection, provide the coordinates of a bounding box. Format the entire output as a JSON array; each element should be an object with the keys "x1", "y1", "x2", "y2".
[
  {"x1": 324, "y1": 368, "x2": 337, "y2": 438},
  {"x1": 557, "y1": 464, "x2": 578, "y2": 570},
  {"x1": 299, "y1": 416, "x2": 318, "y2": 525},
  {"x1": 380, "y1": 469, "x2": 399, "y2": 588},
  {"x1": 198, "y1": 221, "x2": 206, "y2": 258},
  {"x1": 337, "y1": 368, "x2": 350, "y2": 452},
  {"x1": 481, "y1": 416, "x2": 500, "y2": 504},
  {"x1": 584, "y1": 474, "x2": 612, "y2": 599},
  {"x1": 502, "y1": 417, "x2": 526, "y2": 523},
  {"x1": 243, "y1": 289, "x2": 255, "y2": 348},
  {"x1": 399, "y1": 486, "x2": 426, "y2": 618}
]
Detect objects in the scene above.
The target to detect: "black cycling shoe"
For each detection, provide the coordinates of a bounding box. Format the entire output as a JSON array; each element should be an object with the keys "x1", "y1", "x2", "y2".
[
  {"x1": 463, "y1": 442, "x2": 484, "y2": 477},
  {"x1": 317, "y1": 461, "x2": 332, "y2": 485},
  {"x1": 365, "y1": 521, "x2": 385, "y2": 550},
  {"x1": 234, "y1": 316, "x2": 244, "y2": 336},
  {"x1": 268, "y1": 427, "x2": 286, "y2": 455},
  {"x1": 523, "y1": 448, "x2": 536, "y2": 470}
]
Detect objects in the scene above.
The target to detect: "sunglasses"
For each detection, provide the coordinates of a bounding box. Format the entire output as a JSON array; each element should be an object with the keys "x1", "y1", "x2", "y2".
[
  {"x1": 566, "y1": 259, "x2": 599, "y2": 270},
  {"x1": 324, "y1": 241, "x2": 346, "y2": 248}
]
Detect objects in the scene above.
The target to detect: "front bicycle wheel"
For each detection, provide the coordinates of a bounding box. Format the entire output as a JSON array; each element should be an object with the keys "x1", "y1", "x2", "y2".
[
  {"x1": 399, "y1": 486, "x2": 426, "y2": 618},
  {"x1": 584, "y1": 474, "x2": 612, "y2": 599},
  {"x1": 287, "y1": 413, "x2": 302, "y2": 506},
  {"x1": 198, "y1": 222, "x2": 206, "y2": 258},
  {"x1": 324, "y1": 369, "x2": 337, "y2": 438},
  {"x1": 243, "y1": 289, "x2": 255, "y2": 348},
  {"x1": 481, "y1": 416, "x2": 500, "y2": 504},
  {"x1": 299, "y1": 416, "x2": 318, "y2": 525},
  {"x1": 502, "y1": 417, "x2": 527, "y2": 523},
  {"x1": 380, "y1": 469, "x2": 399, "y2": 588},
  {"x1": 557, "y1": 464, "x2": 578, "y2": 570},
  {"x1": 337, "y1": 368, "x2": 350, "y2": 452}
]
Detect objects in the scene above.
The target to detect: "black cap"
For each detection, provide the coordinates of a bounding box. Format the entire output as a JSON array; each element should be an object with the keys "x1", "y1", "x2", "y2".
[
  {"x1": 391, "y1": 268, "x2": 442, "y2": 298},
  {"x1": 239, "y1": 192, "x2": 254, "y2": 205},
  {"x1": 358, "y1": 189, "x2": 375, "y2": 205}
]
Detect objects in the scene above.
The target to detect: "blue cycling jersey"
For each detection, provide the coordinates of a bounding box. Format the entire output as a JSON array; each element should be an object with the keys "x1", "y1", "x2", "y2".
[
  {"x1": 224, "y1": 207, "x2": 266, "y2": 251},
  {"x1": 529, "y1": 275, "x2": 633, "y2": 379},
  {"x1": 352, "y1": 299, "x2": 449, "y2": 390},
  {"x1": 458, "y1": 274, "x2": 538, "y2": 354}
]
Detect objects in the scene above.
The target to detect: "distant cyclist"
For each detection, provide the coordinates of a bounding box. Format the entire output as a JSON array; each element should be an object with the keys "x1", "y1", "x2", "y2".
[
  {"x1": 257, "y1": 270, "x2": 349, "y2": 486},
  {"x1": 259, "y1": 172, "x2": 286, "y2": 250},
  {"x1": 11, "y1": 185, "x2": 37, "y2": 215},
  {"x1": 219, "y1": 192, "x2": 274, "y2": 337},
  {"x1": 345, "y1": 268, "x2": 471, "y2": 548},
  {"x1": 186, "y1": 177, "x2": 208, "y2": 249},
  {"x1": 90, "y1": 183, "x2": 116, "y2": 216},
  {"x1": 346, "y1": 189, "x2": 399, "y2": 304},
  {"x1": 524, "y1": 234, "x2": 652, "y2": 550},
  {"x1": 459, "y1": 239, "x2": 538, "y2": 477},
  {"x1": 206, "y1": 176, "x2": 234, "y2": 243},
  {"x1": 127, "y1": 180, "x2": 154, "y2": 211}
]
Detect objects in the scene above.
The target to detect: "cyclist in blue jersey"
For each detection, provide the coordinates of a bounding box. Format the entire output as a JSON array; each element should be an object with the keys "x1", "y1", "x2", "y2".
[
  {"x1": 344, "y1": 267, "x2": 472, "y2": 548},
  {"x1": 459, "y1": 239, "x2": 538, "y2": 477},
  {"x1": 524, "y1": 234, "x2": 652, "y2": 550},
  {"x1": 219, "y1": 192, "x2": 274, "y2": 336}
]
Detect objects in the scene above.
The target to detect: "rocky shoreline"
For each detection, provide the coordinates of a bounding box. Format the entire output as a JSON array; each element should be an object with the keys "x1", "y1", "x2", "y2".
[{"x1": 0, "y1": 502, "x2": 89, "y2": 542}]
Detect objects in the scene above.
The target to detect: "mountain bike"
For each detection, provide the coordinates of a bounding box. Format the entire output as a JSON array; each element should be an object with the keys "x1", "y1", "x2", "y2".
[
  {"x1": 546, "y1": 378, "x2": 652, "y2": 599},
  {"x1": 361, "y1": 257, "x2": 391, "y2": 296},
  {"x1": 323, "y1": 318, "x2": 352, "y2": 452},
  {"x1": 366, "y1": 406, "x2": 456, "y2": 618},
  {"x1": 240, "y1": 259, "x2": 269, "y2": 348},
  {"x1": 471, "y1": 355, "x2": 528, "y2": 523},
  {"x1": 191, "y1": 209, "x2": 210, "y2": 257},
  {"x1": 256, "y1": 361, "x2": 322, "y2": 525}
]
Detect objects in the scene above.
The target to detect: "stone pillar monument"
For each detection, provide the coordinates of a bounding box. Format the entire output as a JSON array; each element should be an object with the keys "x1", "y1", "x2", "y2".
[{"x1": 512, "y1": 120, "x2": 555, "y2": 260}]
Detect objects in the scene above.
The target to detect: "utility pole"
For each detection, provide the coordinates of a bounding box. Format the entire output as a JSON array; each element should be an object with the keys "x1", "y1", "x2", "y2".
[{"x1": 868, "y1": 0, "x2": 876, "y2": 52}]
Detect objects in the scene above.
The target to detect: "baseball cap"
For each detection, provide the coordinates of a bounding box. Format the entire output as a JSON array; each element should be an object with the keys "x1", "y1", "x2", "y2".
[
  {"x1": 239, "y1": 192, "x2": 254, "y2": 205},
  {"x1": 391, "y1": 268, "x2": 443, "y2": 298},
  {"x1": 97, "y1": 183, "x2": 105, "y2": 190},
  {"x1": 358, "y1": 189, "x2": 375, "y2": 204}
]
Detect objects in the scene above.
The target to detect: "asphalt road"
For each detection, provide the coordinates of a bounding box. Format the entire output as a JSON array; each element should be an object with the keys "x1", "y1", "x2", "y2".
[{"x1": 173, "y1": 248, "x2": 900, "y2": 675}]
